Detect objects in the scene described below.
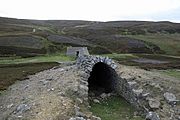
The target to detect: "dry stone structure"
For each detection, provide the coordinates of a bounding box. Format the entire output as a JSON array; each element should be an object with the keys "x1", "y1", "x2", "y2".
[
  {"x1": 77, "y1": 55, "x2": 142, "y2": 104},
  {"x1": 66, "y1": 47, "x2": 89, "y2": 57},
  {"x1": 76, "y1": 55, "x2": 146, "y2": 114},
  {"x1": 76, "y1": 55, "x2": 180, "y2": 120}
]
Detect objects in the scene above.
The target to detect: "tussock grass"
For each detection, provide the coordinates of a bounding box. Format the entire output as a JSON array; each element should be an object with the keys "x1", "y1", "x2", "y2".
[{"x1": 159, "y1": 69, "x2": 180, "y2": 79}]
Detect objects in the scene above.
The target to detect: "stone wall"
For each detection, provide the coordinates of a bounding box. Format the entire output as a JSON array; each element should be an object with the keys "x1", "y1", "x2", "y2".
[
  {"x1": 76, "y1": 55, "x2": 174, "y2": 120},
  {"x1": 76, "y1": 55, "x2": 146, "y2": 112},
  {"x1": 66, "y1": 47, "x2": 89, "y2": 57}
]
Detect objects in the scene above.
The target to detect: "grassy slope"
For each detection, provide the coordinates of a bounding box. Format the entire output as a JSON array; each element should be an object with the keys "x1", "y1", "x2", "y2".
[
  {"x1": 1, "y1": 17, "x2": 180, "y2": 56},
  {"x1": 0, "y1": 53, "x2": 75, "y2": 90},
  {"x1": 125, "y1": 34, "x2": 180, "y2": 56},
  {"x1": 0, "y1": 62, "x2": 59, "y2": 90},
  {"x1": 102, "y1": 53, "x2": 180, "y2": 70}
]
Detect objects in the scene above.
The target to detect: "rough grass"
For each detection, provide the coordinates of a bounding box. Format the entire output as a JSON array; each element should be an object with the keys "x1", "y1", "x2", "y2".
[
  {"x1": 0, "y1": 53, "x2": 74, "y2": 90},
  {"x1": 102, "y1": 53, "x2": 139, "y2": 60},
  {"x1": 90, "y1": 96, "x2": 143, "y2": 120},
  {"x1": 104, "y1": 53, "x2": 180, "y2": 70},
  {"x1": 0, "y1": 35, "x2": 44, "y2": 49},
  {"x1": 125, "y1": 34, "x2": 180, "y2": 56},
  {"x1": 0, "y1": 53, "x2": 75, "y2": 64},
  {"x1": 0, "y1": 62, "x2": 59, "y2": 90},
  {"x1": 159, "y1": 69, "x2": 180, "y2": 79}
]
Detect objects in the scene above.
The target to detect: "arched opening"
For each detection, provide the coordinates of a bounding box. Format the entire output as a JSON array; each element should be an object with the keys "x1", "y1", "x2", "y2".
[
  {"x1": 88, "y1": 62, "x2": 118, "y2": 96},
  {"x1": 76, "y1": 51, "x2": 79, "y2": 57}
]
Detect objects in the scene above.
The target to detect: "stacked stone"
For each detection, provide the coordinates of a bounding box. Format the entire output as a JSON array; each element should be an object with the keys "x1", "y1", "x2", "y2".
[
  {"x1": 76, "y1": 55, "x2": 161, "y2": 119},
  {"x1": 115, "y1": 78, "x2": 150, "y2": 116},
  {"x1": 76, "y1": 55, "x2": 117, "y2": 101},
  {"x1": 76, "y1": 55, "x2": 141, "y2": 109},
  {"x1": 76, "y1": 55, "x2": 117, "y2": 74}
]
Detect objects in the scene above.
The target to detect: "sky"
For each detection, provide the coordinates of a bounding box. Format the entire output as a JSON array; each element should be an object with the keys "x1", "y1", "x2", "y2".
[{"x1": 0, "y1": 0, "x2": 180, "y2": 22}]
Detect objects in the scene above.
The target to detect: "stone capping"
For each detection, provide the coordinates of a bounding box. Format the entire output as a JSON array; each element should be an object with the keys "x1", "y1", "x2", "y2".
[{"x1": 76, "y1": 55, "x2": 117, "y2": 74}]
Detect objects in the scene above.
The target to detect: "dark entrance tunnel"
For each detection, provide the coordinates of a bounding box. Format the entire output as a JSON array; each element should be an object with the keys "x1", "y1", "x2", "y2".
[{"x1": 88, "y1": 62, "x2": 118, "y2": 96}]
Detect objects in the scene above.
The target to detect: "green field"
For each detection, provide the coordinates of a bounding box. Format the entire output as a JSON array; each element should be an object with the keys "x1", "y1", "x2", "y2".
[{"x1": 90, "y1": 96, "x2": 143, "y2": 120}]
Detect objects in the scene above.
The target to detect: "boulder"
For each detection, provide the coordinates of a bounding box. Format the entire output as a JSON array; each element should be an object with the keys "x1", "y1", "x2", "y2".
[
  {"x1": 164, "y1": 92, "x2": 177, "y2": 104},
  {"x1": 146, "y1": 112, "x2": 160, "y2": 120},
  {"x1": 148, "y1": 98, "x2": 160, "y2": 109}
]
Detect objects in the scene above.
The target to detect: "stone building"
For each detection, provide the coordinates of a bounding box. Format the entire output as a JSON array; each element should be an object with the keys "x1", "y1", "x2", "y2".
[{"x1": 66, "y1": 47, "x2": 89, "y2": 57}]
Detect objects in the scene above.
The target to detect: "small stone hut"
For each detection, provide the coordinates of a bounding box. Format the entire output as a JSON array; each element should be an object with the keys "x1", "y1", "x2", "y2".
[{"x1": 66, "y1": 47, "x2": 89, "y2": 57}]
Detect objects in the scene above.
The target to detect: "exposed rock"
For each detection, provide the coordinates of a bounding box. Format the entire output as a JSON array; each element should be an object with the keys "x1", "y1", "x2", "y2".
[
  {"x1": 128, "y1": 81, "x2": 137, "y2": 88},
  {"x1": 148, "y1": 99, "x2": 160, "y2": 109},
  {"x1": 78, "y1": 85, "x2": 88, "y2": 98},
  {"x1": 24, "y1": 85, "x2": 29, "y2": 89},
  {"x1": 79, "y1": 85, "x2": 88, "y2": 92},
  {"x1": 74, "y1": 105, "x2": 86, "y2": 117},
  {"x1": 164, "y1": 92, "x2": 177, "y2": 104},
  {"x1": 76, "y1": 98, "x2": 83, "y2": 104},
  {"x1": 91, "y1": 115, "x2": 101, "y2": 120},
  {"x1": 154, "y1": 84, "x2": 163, "y2": 91},
  {"x1": 76, "y1": 111, "x2": 86, "y2": 118},
  {"x1": 7, "y1": 103, "x2": 13, "y2": 109},
  {"x1": 133, "y1": 89, "x2": 143, "y2": 96},
  {"x1": 47, "y1": 88, "x2": 54, "y2": 91},
  {"x1": 146, "y1": 112, "x2": 160, "y2": 120},
  {"x1": 100, "y1": 93, "x2": 107, "y2": 99},
  {"x1": 39, "y1": 80, "x2": 49, "y2": 85},
  {"x1": 100, "y1": 93, "x2": 112, "y2": 100},
  {"x1": 142, "y1": 93, "x2": 150, "y2": 97},
  {"x1": 111, "y1": 64, "x2": 117, "y2": 69},
  {"x1": 58, "y1": 91, "x2": 65, "y2": 96},
  {"x1": 80, "y1": 80, "x2": 88, "y2": 86},
  {"x1": 15, "y1": 104, "x2": 31, "y2": 114},
  {"x1": 46, "y1": 78, "x2": 53, "y2": 81},
  {"x1": 69, "y1": 117, "x2": 86, "y2": 120},
  {"x1": 93, "y1": 99, "x2": 100, "y2": 104}
]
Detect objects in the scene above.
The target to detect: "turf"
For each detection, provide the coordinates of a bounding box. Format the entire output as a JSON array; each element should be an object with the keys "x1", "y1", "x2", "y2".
[{"x1": 90, "y1": 96, "x2": 143, "y2": 120}]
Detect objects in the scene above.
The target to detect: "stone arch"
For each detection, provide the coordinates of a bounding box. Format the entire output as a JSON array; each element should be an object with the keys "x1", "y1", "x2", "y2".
[
  {"x1": 76, "y1": 55, "x2": 117, "y2": 74},
  {"x1": 77, "y1": 55, "x2": 139, "y2": 106},
  {"x1": 76, "y1": 55, "x2": 118, "y2": 97},
  {"x1": 76, "y1": 55, "x2": 161, "y2": 119},
  {"x1": 88, "y1": 62, "x2": 118, "y2": 96}
]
